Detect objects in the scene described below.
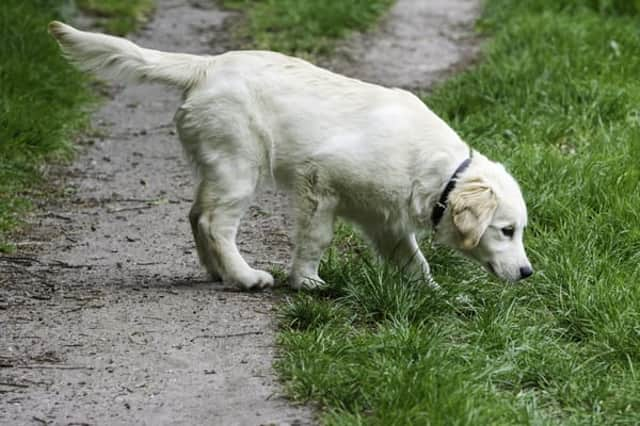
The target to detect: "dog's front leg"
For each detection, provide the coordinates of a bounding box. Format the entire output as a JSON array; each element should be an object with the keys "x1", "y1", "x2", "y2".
[
  {"x1": 289, "y1": 182, "x2": 337, "y2": 290},
  {"x1": 371, "y1": 232, "x2": 439, "y2": 289}
]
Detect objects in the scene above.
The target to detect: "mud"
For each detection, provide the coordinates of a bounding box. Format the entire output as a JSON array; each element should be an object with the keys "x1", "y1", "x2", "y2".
[{"x1": 0, "y1": 0, "x2": 480, "y2": 424}]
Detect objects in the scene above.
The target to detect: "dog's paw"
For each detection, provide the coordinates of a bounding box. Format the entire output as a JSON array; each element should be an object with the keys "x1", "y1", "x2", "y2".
[
  {"x1": 289, "y1": 274, "x2": 326, "y2": 290},
  {"x1": 229, "y1": 268, "x2": 274, "y2": 290},
  {"x1": 426, "y1": 277, "x2": 441, "y2": 292}
]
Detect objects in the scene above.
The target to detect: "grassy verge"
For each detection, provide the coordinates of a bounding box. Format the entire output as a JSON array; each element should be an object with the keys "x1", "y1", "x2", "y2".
[
  {"x1": 222, "y1": 0, "x2": 394, "y2": 56},
  {"x1": 277, "y1": 0, "x2": 640, "y2": 424},
  {"x1": 76, "y1": 0, "x2": 154, "y2": 35},
  {"x1": 0, "y1": 0, "x2": 92, "y2": 252},
  {"x1": 0, "y1": 0, "x2": 153, "y2": 252}
]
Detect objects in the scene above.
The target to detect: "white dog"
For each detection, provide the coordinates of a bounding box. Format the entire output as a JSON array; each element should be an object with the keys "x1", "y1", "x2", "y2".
[{"x1": 49, "y1": 21, "x2": 533, "y2": 290}]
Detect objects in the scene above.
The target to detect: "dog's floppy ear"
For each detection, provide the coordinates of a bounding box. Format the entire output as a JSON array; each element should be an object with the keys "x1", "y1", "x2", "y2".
[{"x1": 449, "y1": 177, "x2": 497, "y2": 250}]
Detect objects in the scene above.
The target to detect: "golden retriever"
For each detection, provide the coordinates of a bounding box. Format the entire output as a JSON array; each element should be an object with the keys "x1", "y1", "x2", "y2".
[{"x1": 49, "y1": 21, "x2": 533, "y2": 290}]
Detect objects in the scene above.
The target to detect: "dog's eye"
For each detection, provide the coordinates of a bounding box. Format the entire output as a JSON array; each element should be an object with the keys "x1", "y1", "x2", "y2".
[{"x1": 501, "y1": 226, "x2": 515, "y2": 238}]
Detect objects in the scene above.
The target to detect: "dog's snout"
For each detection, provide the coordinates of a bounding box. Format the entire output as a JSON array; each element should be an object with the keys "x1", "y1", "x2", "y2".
[{"x1": 519, "y1": 266, "x2": 533, "y2": 279}]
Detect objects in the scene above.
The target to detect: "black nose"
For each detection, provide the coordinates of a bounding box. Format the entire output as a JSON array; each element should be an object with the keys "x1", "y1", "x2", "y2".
[{"x1": 519, "y1": 266, "x2": 533, "y2": 279}]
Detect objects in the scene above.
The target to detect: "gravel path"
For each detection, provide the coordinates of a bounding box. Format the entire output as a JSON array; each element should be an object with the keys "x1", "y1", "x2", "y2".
[
  {"x1": 0, "y1": 0, "x2": 479, "y2": 424},
  {"x1": 328, "y1": 0, "x2": 480, "y2": 89}
]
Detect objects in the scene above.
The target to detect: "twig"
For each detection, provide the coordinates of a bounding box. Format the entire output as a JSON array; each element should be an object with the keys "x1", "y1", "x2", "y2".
[
  {"x1": 0, "y1": 358, "x2": 15, "y2": 368},
  {"x1": 0, "y1": 381, "x2": 29, "y2": 388},
  {"x1": 48, "y1": 259, "x2": 93, "y2": 269},
  {"x1": 28, "y1": 293, "x2": 51, "y2": 301},
  {"x1": 0, "y1": 256, "x2": 99, "y2": 270},
  {"x1": 190, "y1": 330, "x2": 263, "y2": 342},
  {"x1": 15, "y1": 365, "x2": 94, "y2": 370},
  {"x1": 107, "y1": 205, "x2": 153, "y2": 213},
  {"x1": 0, "y1": 255, "x2": 41, "y2": 265},
  {"x1": 37, "y1": 212, "x2": 72, "y2": 222},
  {"x1": 63, "y1": 295, "x2": 99, "y2": 301},
  {"x1": 108, "y1": 197, "x2": 164, "y2": 203},
  {"x1": 14, "y1": 241, "x2": 47, "y2": 247}
]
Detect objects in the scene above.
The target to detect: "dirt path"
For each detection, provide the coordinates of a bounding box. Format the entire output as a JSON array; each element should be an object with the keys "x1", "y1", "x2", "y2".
[
  {"x1": 328, "y1": 0, "x2": 480, "y2": 89},
  {"x1": 1, "y1": 0, "x2": 479, "y2": 424}
]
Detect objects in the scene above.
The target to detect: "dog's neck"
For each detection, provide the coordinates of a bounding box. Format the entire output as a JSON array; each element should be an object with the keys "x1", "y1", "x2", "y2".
[
  {"x1": 430, "y1": 153, "x2": 473, "y2": 228},
  {"x1": 408, "y1": 140, "x2": 472, "y2": 230},
  {"x1": 430, "y1": 145, "x2": 473, "y2": 201}
]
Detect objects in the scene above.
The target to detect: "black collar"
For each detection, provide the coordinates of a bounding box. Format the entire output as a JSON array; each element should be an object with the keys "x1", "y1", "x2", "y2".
[{"x1": 431, "y1": 155, "x2": 472, "y2": 228}]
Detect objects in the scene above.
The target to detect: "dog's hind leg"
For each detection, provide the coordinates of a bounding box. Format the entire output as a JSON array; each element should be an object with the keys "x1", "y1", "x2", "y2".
[
  {"x1": 189, "y1": 203, "x2": 221, "y2": 281},
  {"x1": 190, "y1": 163, "x2": 274, "y2": 290}
]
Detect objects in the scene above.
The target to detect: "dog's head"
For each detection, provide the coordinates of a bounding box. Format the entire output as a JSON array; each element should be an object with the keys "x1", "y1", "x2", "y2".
[{"x1": 434, "y1": 155, "x2": 532, "y2": 282}]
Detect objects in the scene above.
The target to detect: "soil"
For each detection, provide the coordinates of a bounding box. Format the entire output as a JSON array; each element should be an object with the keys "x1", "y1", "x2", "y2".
[{"x1": 0, "y1": 0, "x2": 480, "y2": 424}]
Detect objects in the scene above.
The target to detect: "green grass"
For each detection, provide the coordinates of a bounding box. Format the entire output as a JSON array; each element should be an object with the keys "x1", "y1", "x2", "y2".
[
  {"x1": 76, "y1": 0, "x2": 154, "y2": 35},
  {"x1": 0, "y1": 0, "x2": 153, "y2": 252},
  {"x1": 222, "y1": 0, "x2": 394, "y2": 56},
  {"x1": 277, "y1": 1, "x2": 640, "y2": 424},
  {"x1": 0, "y1": 0, "x2": 93, "y2": 252}
]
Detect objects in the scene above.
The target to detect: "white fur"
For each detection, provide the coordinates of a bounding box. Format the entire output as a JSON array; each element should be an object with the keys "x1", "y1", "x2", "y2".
[{"x1": 49, "y1": 21, "x2": 532, "y2": 289}]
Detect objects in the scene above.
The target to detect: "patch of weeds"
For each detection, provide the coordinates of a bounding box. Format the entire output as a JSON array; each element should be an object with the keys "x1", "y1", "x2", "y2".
[
  {"x1": 0, "y1": 0, "x2": 154, "y2": 249},
  {"x1": 337, "y1": 260, "x2": 444, "y2": 324},
  {"x1": 279, "y1": 293, "x2": 350, "y2": 331},
  {"x1": 0, "y1": 0, "x2": 96, "y2": 248},
  {"x1": 76, "y1": 0, "x2": 155, "y2": 35},
  {"x1": 221, "y1": 0, "x2": 394, "y2": 56}
]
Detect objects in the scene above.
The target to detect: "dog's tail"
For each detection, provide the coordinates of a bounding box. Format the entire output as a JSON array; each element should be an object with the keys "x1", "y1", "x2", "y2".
[{"x1": 48, "y1": 21, "x2": 210, "y2": 89}]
